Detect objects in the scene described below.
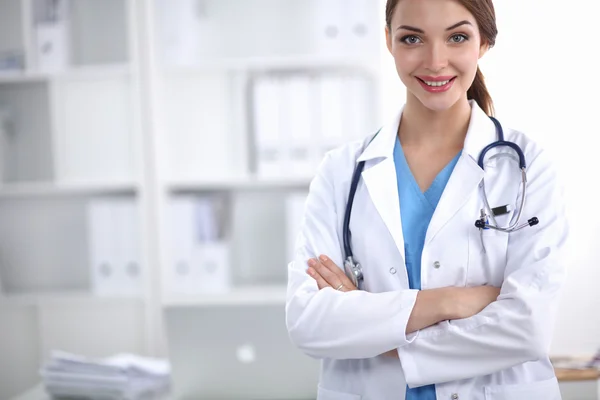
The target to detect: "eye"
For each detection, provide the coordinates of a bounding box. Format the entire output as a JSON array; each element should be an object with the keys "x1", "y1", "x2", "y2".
[
  {"x1": 400, "y1": 35, "x2": 422, "y2": 45},
  {"x1": 449, "y1": 33, "x2": 468, "y2": 43}
]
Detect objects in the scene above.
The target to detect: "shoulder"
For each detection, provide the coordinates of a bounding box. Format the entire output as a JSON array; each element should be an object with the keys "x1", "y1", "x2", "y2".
[
  {"x1": 502, "y1": 126, "x2": 565, "y2": 205},
  {"x1": 501, "y1": 126, "x2": 556, "y2": 173},
  {"x1": 314, "y1": 134, "x2": 375, "y2": 188}
]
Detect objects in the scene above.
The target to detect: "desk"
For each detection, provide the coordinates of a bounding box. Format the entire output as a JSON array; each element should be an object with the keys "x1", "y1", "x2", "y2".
[
  {"x1": 9, "y1": 384, "x2": 172, "y2": 400},
  {"x1": 8, "y1": 384, "x2": 47, "y2": 400},
  {"x1": 12, "y1": 374, "x2": 600, "y2": 400},
  {"x1": 556, "y1": 368, "x2": 600, "y2": 400}
]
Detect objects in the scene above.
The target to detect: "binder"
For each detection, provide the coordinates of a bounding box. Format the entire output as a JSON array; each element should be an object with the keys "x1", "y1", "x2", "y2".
[
  {"x1": 35, "y1": 22, "x2": 70, "y2": 72},
  {"x1": 318, "y1": 74, "x2": 344, "y2": 153},
  {"x1": 87, "y1": 198, "x2": 142, "y2": 297},
  {"x1": 33, "y1": 0, "x2": 71, "y2": 72},
  {"x1": 114, "y1": 198, "x2": 143, "y2": 297},
  {"x1": 341, "y1": 0, "x2": 378, "y2": 56},
  {"x1": 87, "y1": 198, "x2": 118, "y2": 296},
  {"x1": 312, "y1": 0, "x2": 344, "y2": 56},
  {"x1": 168, "y1": 196, "x2": 231, "y2": 295},
  {"x1": 343, "y1": 74, "x2": 372, "y2": 141},
  {"x1": 168, "y1": 196, "x2": 196, "y2": 295},
  {"x1": 192, "y1": 197, "x2": 231, "y2": 294},
  {"x1": 159, "y1": 0, "x2": 219, "y2": 65},
  {"x1": 284, "y1": 74, "x2": 314, "y2": 178},
  {"x1": 252, "y1": 76, "x2": 283, "y2": 178}
]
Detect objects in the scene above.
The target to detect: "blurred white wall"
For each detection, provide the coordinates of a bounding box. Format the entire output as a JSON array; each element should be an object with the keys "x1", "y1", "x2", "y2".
[{"x1": 380, "y1": 0, "x2": 600, "y2": 356}]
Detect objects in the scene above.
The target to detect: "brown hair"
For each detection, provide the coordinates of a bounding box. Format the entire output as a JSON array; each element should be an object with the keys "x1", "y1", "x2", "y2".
[{"x1": 385, "y1": 0, "x2": 498, "y2": 116}]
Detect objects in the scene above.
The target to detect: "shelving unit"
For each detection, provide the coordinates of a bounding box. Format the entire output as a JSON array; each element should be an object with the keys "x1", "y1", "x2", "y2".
[
  {"x1": 146, "y1": 0, "x2": 384, "y2": 318},
  {"x1": 0, "y1": 2, "x2": 146, "y2": 398},
  {"x1": 0, "y1": 181, "x2": 138, "y2": 198},
  {"x1": 0, "y1": 0, "x2": 388, "y2": 398}
]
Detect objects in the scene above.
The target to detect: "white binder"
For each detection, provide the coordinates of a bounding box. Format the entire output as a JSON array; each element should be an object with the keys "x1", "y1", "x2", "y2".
[
  {"x1": 343, "y1": 74, "x2": 372, "y2": 141},
  {"x1": 168, "y1": 196, "x2": 196, "y2": 295},
  {"x1": 114, "y1": 199, "x2": 143, "y2": 297},
  {"x1": 340, "y1": 0, "x2": 378, "y2": 56},
  {"x1": 318, "y1": 74, "x2": 345, "y2": 152},
  {"x1": 168, "y1": 196, "x2": 231, "y2": 295},
  {"x1": 312, "y1": 0, "x2": 344, "y2": 56},
  {"x1": 33, "y1": 0, "x2": 71, "y2": 72},
  {"x1": 253, "y1": 76, "x2": 283, "y2": 178},
  {"x1": 284, "y1": 74, "x2": 314, "y2": 178},
  {"x1": 35, "y1": 22, "x2": 70, "y2": 72},
  {"x1": 87, "y1": 198, "x2": 117, "y2": 296},
  {"x1": 87, "y1": 198, "x2": 143, "y2": 297}
]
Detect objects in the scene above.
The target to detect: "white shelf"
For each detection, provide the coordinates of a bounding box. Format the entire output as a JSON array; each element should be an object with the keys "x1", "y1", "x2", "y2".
[
  {"x1": 167, "y1": 176, "x2": 312, "y2": 192},
  {"x1": 0, "y1": 290, "x2": 144, "y2": 307},
  {"x1": 162, "y1": 55, "x2": 379, "y2": 74},
  {"x1": 0, "y1": 64, "x2": 132, "y2": 84},
  {"x1": 162, "y1": 284, "x2": 287, "y2": 307},
  {"x1": 0, "y1": 181, "x2": 138, "y2": 198}
]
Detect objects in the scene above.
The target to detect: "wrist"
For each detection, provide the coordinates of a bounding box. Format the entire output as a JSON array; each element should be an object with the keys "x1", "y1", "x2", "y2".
[{"x1": 437, "y1": 287, "x2": 460, "y2": 320}]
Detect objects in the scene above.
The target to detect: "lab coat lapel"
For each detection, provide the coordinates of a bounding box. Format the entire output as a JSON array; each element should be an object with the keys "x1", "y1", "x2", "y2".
[
  {"x1": 424, "y1": 155, "x2": 484, "y2": 245},
  {"x1": 361, "y1": 158, "x2": 406, "y2": 264},
  {"x1": 424, "y1": 101, "x2": 497, "y2": 246},
  {"x1": 357, "y1": 108, "x2": 407, "y2": 266}
]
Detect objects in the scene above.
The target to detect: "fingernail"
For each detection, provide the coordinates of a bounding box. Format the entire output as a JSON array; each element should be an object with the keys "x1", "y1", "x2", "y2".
[
  {"x1": 308, "y1": 259, "x2": 316, "y2": 267},
  {"x1": 307, "y1": 267, "x2": 315, "y2": 276},
  {"x1": 319, "y1": 255, "x2": 328, "y2": 262}
]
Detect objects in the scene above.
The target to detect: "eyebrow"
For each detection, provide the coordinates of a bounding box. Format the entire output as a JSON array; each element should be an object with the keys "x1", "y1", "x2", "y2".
[{"x1": 396, "y1": 20, "x2": 473, "y2": 33}]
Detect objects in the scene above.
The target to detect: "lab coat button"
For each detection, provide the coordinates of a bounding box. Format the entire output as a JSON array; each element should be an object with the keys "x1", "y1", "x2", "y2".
[
  {"x1": 433, "y1": 261, "x2": 441, "y2": 269},
  {"x1": 389, "y1": 267, "x2": 397, "y2": 275},
  {"x1": 451, "y1": 394, "x2": 459, "y2": 400}
]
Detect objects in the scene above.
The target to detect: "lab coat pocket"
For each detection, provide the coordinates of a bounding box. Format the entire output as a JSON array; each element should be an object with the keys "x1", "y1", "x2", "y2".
[
  {"x1": 467, "y1": 228, "x2": 508, "y2": 288},
  {"x1": 317, "y1": 385, "x2": 362, "y2": 400},
  {"x1": 484, "y1": 377, "x2": 561, "y2": 400}
]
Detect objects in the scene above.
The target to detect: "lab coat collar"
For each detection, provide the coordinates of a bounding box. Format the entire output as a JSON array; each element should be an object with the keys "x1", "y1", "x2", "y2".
[
  {"x1": 356, "y1": 100, "x2": 494, "y2": 267},
  {"x1": 356, "y1": 100, "x2": 496, "y2": 166},
  {"x1": 462, "y1": 100, "x2": 498, "y2": 165}
]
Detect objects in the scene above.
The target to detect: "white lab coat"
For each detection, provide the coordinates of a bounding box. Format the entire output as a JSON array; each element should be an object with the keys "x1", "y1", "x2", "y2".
[{"x1": 285, "y1": 100, "x2": 568, "y2": 400}]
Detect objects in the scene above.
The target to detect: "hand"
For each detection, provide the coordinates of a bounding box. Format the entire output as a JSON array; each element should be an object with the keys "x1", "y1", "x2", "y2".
[
  {"x1": 449, "y1": 286, "x2": 501, "y2": 320},
  {"x1": 306, "y1": 255, "x2": 357, "y2": 292}
]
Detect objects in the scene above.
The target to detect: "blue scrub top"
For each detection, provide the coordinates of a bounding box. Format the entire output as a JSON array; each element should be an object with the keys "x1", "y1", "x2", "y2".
[{"x1": 393, "y1": 136, "x2": 461, "y2": 400}]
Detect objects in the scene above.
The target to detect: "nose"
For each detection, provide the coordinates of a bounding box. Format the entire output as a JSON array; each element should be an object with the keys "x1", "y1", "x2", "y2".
[{"x1": 424, "y1": 42, "x2": 449, "y2": 72}]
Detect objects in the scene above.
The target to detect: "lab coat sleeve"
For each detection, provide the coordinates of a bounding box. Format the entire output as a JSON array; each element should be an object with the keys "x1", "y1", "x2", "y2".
[
  {"x1": 397, "y1": 149, "x2": 569, "y2": 387},
  {"x1": 286, "y1": 151, "x2": 420, "y2": 360}
]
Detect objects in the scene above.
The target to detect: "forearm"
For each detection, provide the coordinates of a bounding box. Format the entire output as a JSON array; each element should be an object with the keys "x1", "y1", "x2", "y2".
[
  {"x1": 405, "y1": 288, "x2": 453, "y2": 334},
  {"x1": 287, "y1": 281, "x2": 420, "y2": 359}
]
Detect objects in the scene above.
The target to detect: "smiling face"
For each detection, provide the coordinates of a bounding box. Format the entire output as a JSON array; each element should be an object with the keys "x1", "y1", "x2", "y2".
[{"x1": 385, "y1": 0, "x2": 489, "y2": 112}]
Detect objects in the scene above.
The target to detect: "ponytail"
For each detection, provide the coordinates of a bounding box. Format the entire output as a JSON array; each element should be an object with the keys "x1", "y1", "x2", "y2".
[{"x1": 468, "y1": 66, "x2": 494, "y2": 117}]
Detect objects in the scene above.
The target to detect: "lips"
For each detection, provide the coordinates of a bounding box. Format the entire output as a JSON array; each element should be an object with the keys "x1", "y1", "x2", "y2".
[{"x1": 416, "y1": 76, "x2": 457, "y2": 93}]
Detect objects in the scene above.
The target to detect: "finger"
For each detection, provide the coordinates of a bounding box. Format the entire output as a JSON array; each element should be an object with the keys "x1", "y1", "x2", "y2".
[
  {"x1": 306, "y1": 267, "x2": 330, "y2": 290},
  {"x1": 318, "y1": 255, "x2": 356, "y2": 290},
  {"x1": 309, "y1": 258, "x2": 341, "y2": 289}
]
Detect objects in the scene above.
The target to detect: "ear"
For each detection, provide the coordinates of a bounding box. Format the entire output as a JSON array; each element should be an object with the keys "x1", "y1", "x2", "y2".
[
  {"x1": 385, "y1": 25, "x2": 393, "y2": 54},
  {"x1": 479, "y1": 40, "x2": 490, "y2": 59}
]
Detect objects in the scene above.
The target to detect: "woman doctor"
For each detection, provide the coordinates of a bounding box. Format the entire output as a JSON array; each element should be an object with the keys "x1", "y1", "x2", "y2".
[{"x1": 285, "y1": 0, "x2": 568, "y2": 399}]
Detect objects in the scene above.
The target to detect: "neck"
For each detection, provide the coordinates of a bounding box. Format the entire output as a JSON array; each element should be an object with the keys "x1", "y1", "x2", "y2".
[{"x1": 399, "y1": 96, "x2": 472, "y2": 149}]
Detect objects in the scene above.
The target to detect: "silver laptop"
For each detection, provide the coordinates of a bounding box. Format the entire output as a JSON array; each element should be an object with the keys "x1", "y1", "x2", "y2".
[{"x1": 163, "y1": 303, "x2": 320, "y2": 400}]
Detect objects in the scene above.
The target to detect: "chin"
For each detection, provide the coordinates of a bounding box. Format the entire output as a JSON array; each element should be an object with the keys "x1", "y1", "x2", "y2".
[{"x1": 414, "y1": 93, "x2": 462, "y2": 113}]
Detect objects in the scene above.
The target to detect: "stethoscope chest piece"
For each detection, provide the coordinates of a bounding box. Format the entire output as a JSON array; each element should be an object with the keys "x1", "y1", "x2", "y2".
[{"x1": 344, "y1": 256, "x2": 363, "y2": 288}]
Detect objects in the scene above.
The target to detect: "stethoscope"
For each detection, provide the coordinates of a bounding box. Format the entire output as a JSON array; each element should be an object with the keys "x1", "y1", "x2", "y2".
[{"x1": 343, "y1": 117, "x2": 539, "y2": 288}]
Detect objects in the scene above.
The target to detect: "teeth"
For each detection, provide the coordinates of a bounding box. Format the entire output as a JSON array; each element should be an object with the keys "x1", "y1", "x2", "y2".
[
  {"x1": 425, "y1": 80, "x2": 450, "y2": 86},
  {"x1": 424, "y1": 79, "x2": 451, "y2": 87}
]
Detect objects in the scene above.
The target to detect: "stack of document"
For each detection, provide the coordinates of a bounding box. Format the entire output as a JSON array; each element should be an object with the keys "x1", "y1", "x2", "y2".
[{"x1": 40, "y1": 351, "x2": 171, "y2": 400}]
